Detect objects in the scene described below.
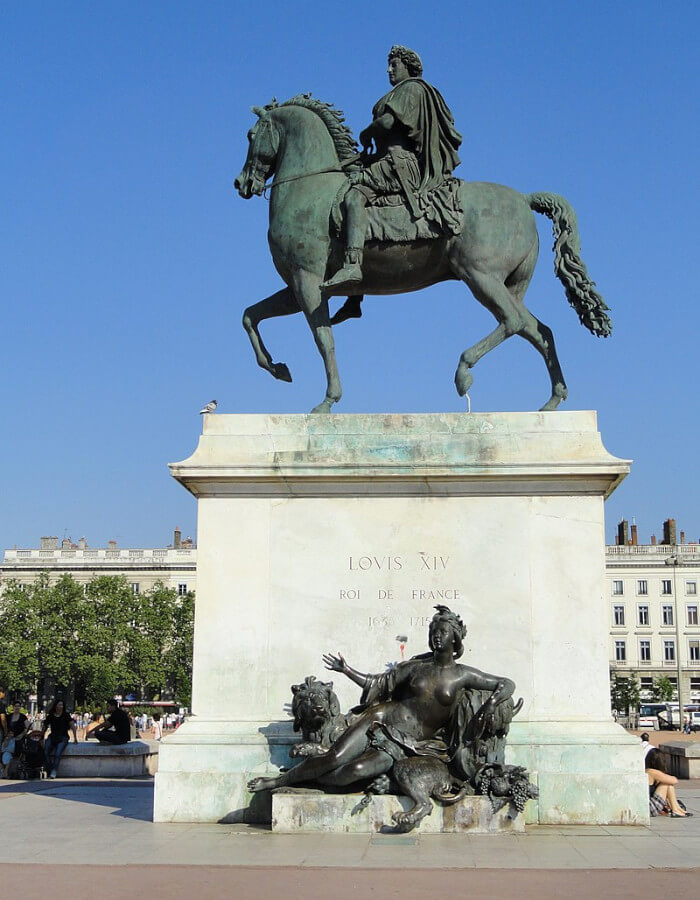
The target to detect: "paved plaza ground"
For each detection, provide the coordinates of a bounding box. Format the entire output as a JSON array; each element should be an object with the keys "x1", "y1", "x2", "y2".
[{"x1": 0, "y1": 776, "x2": 698, "y2": 899}]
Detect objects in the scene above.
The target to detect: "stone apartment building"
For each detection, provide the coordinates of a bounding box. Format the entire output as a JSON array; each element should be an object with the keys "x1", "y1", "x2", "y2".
[
  {"x1": 606, "y1": 518, "x2": 700, "y2": 704},
  {"x1": 0, "y1": 528, "x2": 197, "y2": 596}
]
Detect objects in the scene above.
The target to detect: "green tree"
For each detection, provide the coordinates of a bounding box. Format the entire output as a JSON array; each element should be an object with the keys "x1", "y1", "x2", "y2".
[
  {"x1": 610, "y1": 673, "x2": 641, "y2": 715},
  {"x1": 0, "y1": 573, "x2": 194, "y2": 707},
  {"x1": 652, "y1": 676, "x2": 675, "y2": 702}
]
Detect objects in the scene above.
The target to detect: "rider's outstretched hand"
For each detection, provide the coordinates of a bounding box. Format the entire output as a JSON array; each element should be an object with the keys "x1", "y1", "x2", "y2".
[
  {"x1": 323, "y1": 651, "x2": 347, "y2": 673},
  {"x1": 359, "y1": 128, "x2": 374, "y2": 153}
]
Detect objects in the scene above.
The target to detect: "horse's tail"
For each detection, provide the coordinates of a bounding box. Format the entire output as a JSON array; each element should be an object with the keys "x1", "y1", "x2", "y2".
[{"x1": 528, "y1": 192, "x2": 612, "y2": 337}]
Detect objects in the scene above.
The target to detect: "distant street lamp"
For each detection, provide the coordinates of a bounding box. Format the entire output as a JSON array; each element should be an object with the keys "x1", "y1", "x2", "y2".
[{"x1": 665, "y1": 554, "x2": 686, "y2": 729}]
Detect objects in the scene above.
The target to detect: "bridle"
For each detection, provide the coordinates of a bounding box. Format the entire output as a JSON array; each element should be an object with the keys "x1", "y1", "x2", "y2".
[{"x1": 245, "y1": 114, "x2": 365, "y2": 199}]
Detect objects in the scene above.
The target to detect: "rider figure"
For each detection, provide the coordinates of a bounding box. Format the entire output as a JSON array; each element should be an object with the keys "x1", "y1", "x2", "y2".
[{"x1": 322, "y1": 45, "x2": 463, "y2": 301}]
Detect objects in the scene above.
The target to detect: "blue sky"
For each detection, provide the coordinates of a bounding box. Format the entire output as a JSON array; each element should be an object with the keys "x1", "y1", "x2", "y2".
[{"x1": 2, "y1": 1, "x2": 698, "y2": 549}]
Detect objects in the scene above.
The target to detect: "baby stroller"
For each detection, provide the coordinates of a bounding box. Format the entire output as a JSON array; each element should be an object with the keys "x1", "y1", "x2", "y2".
[{"x1": 20, "y1": 730, "x2": 47, "y2": 780}]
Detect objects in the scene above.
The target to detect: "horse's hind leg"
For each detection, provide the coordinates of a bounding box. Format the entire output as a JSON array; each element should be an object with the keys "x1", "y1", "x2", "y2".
[
  {"x1": 453, "y1": 268, "x2": 526, "y2": 397},
  {"x1": 242, "y1": 287, "x2": 299, "y2": 382},
  {"x1": 517, "y1": 310, "x2": 568, "y2": 410},
  {"x1": 455, "y1": 322, "x2": 508, "y2": 396},
  {"x1": 507, "y1": 252, "x2": 569, "y2": 410}
]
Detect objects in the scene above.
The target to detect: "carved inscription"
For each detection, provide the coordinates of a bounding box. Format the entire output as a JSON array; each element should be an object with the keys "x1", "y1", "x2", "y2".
[{"x1": 341, "y1": 551, "x2": 461, "y2": 615}]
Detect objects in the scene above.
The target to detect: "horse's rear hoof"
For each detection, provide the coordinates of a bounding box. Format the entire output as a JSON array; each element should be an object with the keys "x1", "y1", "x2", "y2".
[{"x1": 273, "y1": 362, "x2": 292, "y2": 383}]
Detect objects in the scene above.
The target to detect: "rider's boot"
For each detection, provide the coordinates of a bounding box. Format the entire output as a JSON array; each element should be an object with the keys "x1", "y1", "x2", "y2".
[
  {"x1": 321, "y1": 248, "x2": 363, "y2": 294},
  {"x1": 321, "y1": 189, "x2": 368, "y2": 294}
]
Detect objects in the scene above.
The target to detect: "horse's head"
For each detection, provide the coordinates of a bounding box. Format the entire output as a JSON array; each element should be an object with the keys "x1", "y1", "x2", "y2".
[{"x1": 234, "y1": 106, "x2": 280, "y2": 199}]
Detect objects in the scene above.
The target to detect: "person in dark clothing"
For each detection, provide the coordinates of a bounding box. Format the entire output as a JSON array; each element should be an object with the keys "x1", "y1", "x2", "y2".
[
  {"x1": 42, "y1": 699, "x2": 78, "y2": 779},
  {"x1": 6, "y1": 702, "x2": 29, "y2": 742},
  {"x1": 0, "y1": 688, "x2": 7, "y2": 738},
  {"x1": 92, "y1": 700, "x2": 130, "y2": 745}
]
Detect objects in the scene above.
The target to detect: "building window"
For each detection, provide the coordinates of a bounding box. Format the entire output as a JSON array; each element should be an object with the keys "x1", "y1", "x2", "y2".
[
  {"x1": 688, "y1": 605, "x2": 699, "y2": 626},
  {"x1": 637, "y1": 579, "x2": 648, "y2": 596},
  {"x1": 612, "y1": 580, "x2": 624, "y2": 596},
  {"x1": 640, "y1": 676, "x2": 654, "y2": 694},
  {"x1": 130, "y1": 583, "x2": 140, "y2": 594},
  {"x1": 691, "y1": 677, "x2": 700, "y2": 694},
  {"x1": 689, "y1": 641, "x2": 700, "y2": 663},
  {"x1": 615, "y1": 640, "x2": 626, "y2": 662},
  {"x1": 687, "y1": 581, "x2": 698, "y2": 596},
  {"x1": 639, "y1": 640, "x2": 651, "y2": 663},
  {"x1": 178, "y1": 583, "x2": 188, "y2": 596},
  {"x1": 638, "y1": 605, "x2": 649, "y2": 626},
  {"x1": 662, "y1": 605, "x2": 674, "y2": 626},
  {"x1": 664, "y1": 640, "x2": 676, "y2": 662},
  {"x1": 661, "y1": 580, "x2": 672, "y2": 595},
  {"x1": 613, "y1": 605, "x2": 625, "y2": 626}
]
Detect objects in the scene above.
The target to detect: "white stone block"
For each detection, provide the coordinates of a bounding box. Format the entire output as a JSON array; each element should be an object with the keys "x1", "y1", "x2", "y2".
[
  {"x1": 153, "y1": 412, "x2": 648, "y2": 825},
  {"x1": 271, "y1": 792, "x2": 525, "y2": 833}
]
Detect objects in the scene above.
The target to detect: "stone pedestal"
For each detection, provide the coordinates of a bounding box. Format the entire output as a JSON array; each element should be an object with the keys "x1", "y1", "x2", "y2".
[
  {"x1": 153, "y1": 412, "x2": 649, "y2": 825},
  {"x1": 271, "y1": 792, "x2": 525, "y2": 833}
]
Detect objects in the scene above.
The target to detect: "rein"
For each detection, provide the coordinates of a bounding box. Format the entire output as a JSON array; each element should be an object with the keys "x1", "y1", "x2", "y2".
[{"x1": 262, "y1": 151, "x2": 364, "y2": 198}]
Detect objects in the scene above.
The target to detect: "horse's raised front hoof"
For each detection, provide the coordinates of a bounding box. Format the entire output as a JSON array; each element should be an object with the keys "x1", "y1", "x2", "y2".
[
  {"x1": 272, "y1": 362, "x2": 293, "y2": 383},
  {"x1": 454, "y1": 364, "x2": 474, "y2": 397}
]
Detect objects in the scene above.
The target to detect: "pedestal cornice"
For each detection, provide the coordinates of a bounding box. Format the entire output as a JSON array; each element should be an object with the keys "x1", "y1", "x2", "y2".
[{"x1": 170, "y1": 411, "x2": 630, "y2": 499}]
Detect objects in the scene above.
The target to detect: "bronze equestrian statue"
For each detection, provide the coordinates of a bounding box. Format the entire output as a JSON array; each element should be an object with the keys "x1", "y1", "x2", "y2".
[{"x1": 234, "y1": 45, "x2": 611, "y2": 413}]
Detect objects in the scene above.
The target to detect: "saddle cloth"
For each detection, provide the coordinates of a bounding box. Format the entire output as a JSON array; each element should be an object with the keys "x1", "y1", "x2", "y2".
[{"x1": 331, "y1": 177, "x2": 464, "y2": 243}]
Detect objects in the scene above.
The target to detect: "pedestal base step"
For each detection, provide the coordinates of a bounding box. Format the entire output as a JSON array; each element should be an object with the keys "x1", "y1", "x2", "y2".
[{"x1": 271, "y1": 792, "x2": 524, "y2": 834}]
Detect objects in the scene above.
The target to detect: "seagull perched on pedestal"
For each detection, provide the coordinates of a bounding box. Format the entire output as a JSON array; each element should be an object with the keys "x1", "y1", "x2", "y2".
[{"x1": 199, "y1": 400, "x2": 217, "y2": 415}]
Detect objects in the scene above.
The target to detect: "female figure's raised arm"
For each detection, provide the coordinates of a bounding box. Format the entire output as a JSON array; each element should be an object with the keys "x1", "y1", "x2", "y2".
[{"x1": 322, "y1": 652, "x2": 370, "y2": 690}]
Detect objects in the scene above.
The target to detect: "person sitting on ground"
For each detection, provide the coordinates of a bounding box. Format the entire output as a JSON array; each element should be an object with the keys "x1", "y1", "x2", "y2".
[
  {"x1": 42, "y1": 698, "x2": 78, "y2": 779},
  {"x1": 646, "y1": 749, "x2": 693, "y2": 818},
  {"x1": 91, "y1": 699, "x2": 130, "y2": 745},
  {"x1": 640, "y1": 732, "x2": 653, "y2": 760}
]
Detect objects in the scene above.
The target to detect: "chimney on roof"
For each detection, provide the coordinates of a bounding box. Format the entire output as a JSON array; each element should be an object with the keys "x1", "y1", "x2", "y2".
[
  {"x1": 40, "y1": 537, "x2": 58, "y2": 550},
  {"x1": 61, "y1": 538, "x2": 72, "y2": 549},
  {"x1": 617, "y1": 520, "x2": 629, "y2": 547},
  {"x1": 78, "y1": 537, "x2": 87, "y2": 550},
  {"x1": 107, "y1": 540, "x2": 117, "y2": 549},
  {"x1": 680, "y1": 531, "x2": 686, "y2": 544},
  {"x1": 174, "y1": 527, "x2": 181, "y2": 550},
  {"x1": 651, "y1": 534, "x2": 657, "y2": 546},
  {"x1": 662, "y1": 518, "x2": 677, "y2": 546},
  {"x1": 631, "y1": 524, "x2": 638, "y2": 546}
]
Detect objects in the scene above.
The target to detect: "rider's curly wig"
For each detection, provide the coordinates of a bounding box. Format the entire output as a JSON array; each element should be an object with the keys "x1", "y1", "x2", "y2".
[
  {"x1": 388, "y1": 45, "x2": 423, "y2": 78},
  {"x1": 428, "y1": 605, "x2": 467, "y2": 659}
]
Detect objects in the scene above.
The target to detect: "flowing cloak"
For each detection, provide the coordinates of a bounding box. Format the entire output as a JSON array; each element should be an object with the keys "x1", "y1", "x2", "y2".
[{"x1": 372, "y1": 77, "x2": 462, "y2": 197}]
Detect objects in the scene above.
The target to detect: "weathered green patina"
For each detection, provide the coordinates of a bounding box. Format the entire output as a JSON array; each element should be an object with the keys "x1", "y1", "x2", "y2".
[{"x1": 234, "y1": 47, "x2": 611, "y2": 413}]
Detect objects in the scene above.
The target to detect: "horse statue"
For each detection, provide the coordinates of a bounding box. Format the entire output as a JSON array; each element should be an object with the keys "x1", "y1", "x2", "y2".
[{"x1": 234, "y1": 95, "x2": 611, "y2": 413}]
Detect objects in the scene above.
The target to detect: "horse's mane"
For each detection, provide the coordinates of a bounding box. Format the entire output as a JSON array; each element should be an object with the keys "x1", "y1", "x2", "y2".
[{"x1": 266, "y1": 94, "x2": 358, "y2": 162}]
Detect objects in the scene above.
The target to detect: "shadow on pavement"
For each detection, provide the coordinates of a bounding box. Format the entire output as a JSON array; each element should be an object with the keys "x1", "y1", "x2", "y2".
[{"x1": 0, "y1": 779, "x2": 154, "y2": 822}]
